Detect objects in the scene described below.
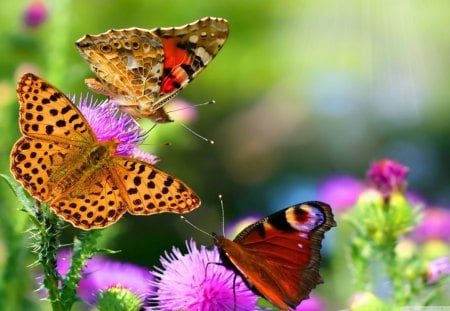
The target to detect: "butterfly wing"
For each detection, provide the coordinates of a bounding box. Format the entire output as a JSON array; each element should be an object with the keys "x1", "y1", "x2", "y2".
[
  {"x1": 152, "y1": 17, "x2": 229, "y2": 110},
  {"x1": 16, "y1": 73, "x2": 96, "y2": 145},
  {"x1": 216, "y1": 201, "x2": 335, "y2": 310},
  {"x1": 111, "y1": 157, "x2": 201, "y2": 215},
  {"x1": 75, "y1": 28, "x2": 166, "y2": 117},
  {"x1": 12, "y1": 73, "x2": 97, "y2": 202}
]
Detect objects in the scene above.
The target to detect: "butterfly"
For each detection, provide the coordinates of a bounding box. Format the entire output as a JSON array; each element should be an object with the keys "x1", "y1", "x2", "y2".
[
  {"x1": 75, "y1": 16, "x2": 229, "y2": 123},
  {"x1": 10, "y1": 73, "x2": 201, "y2": 230},
  {"x1": 214, "y1": 201, "x2": 336, "y2": 310}
]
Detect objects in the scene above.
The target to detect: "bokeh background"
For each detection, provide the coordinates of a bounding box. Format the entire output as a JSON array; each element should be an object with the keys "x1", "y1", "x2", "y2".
[{"x1": 1, "y1": 0, "x2": 449, "y2": 309}]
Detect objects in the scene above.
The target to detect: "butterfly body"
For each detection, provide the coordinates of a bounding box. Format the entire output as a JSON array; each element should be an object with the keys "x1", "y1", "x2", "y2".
[
  {"x1": 214, "y1": 201, "x2": 336, "y2": 310},
  {"x1": 10, "y1": 73, "x2": 201, "y2": 230},
  {"x1": 75, "y1": 17, "x2": 229, "y2": 122}
]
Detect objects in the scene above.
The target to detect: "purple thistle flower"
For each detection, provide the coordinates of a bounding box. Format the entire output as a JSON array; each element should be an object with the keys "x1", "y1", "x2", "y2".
[
  {"x1": 150, "y1": 240, "x2": 258, "y2": 311},
  {"x1": 131, "y1": 147, "x2": 159, "y2": 165},
  {"x1": 54, "y1": 249, "x2": 153, "y2": 305},
  {"x1": 317, "y1": 175, "x2": 365, "y2": 212},
  {"x1": 426, "y1": 256, "x2": 450, "y2": 284},
  {"x1": 411, "y1": 207, "x2": 450, "y2": 243},
  {"x1": 23, "y1": 0, "x2": 48, "y2": 28},
  {"x1": 74, "y1": 96, "x2": 158, "y2": 163},
  {"x1": 366, "y1": 159, "x2": 409, "y2": 199}
]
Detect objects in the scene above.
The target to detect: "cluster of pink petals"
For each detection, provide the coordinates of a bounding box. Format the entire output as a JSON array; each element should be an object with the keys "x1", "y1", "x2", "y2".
[
  {"x1": 366, "y1": 159, "x2": 409, "y2": 198},
  {"x1": 23, "y1": 0, "x2": 48, "y2": 27},
  {"x1": 55, "y1": 249, "x2": 153, "y2": 305},
  {"x1": 426, "y1": 256, "x2": 450, "y2": 284},
  {"x1": 75, "y1": 96, "x2": 158, "y2": 164},
  {"x1": 149, "y1": 240, "x2": 258, "y2": 311}
]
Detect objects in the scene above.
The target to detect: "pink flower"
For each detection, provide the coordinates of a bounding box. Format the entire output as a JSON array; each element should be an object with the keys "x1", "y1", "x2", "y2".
[
  {"x1": 149, "y1": 240, "x2": 258, "y2": 310},
  {"x1": 295, "y1": 294, "x2": 325, "y2": 311},
  {"x1": 317, "y1": 175, "x2": 365, "y2": 212},
  {"x1": 411, "y1": 207, "x2": 450, "y2": 243},
  {"x1": 55, "y1": 249, "x2": 153, "y2": 305},
  {"x1": 75, "y1": 96, "x2": 158, "y2": 163},
  {"x1": 165, "y1": 99, "x2": 198, "y2": 123},
  {"x1": 23, "y1": 0, "x2": 48, "y2": 28},
  {"x1": 366, "y1": 159, "x2": 409, "y2": 198},
  {"x1": 426, "y1": 256, "x2": 450, "y2": 284}
]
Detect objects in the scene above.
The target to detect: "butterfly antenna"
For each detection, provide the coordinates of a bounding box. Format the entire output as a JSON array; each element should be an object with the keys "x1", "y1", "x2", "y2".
[
  {"x1": 178, "y1": 121, "x2": 215, "y2": 144},
  {"x1": 140, "y1": 122, "x2": 158, "y2": 139},
  {"x1": 166, "y1": 99, "x2": 215, "y2": 113},
  {"x1": 166, "y1": 100, "x2": 215, "y2": 144},
  {"x1": 219, "y1": 194, "x2": 225, "y2": 237},
  {"x1": 180, "y1": 215, "x2": 215, "y2": 239}
]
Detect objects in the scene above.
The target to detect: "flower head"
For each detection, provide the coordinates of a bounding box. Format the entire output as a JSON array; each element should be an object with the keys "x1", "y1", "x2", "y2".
[
  {"x1": 150, "y1": 240, "x2": 258, "y2": 311},
  {"x1": 75, "y1": 96, "x2": 158, "y2": 163},
  {"x1": 426, "y1": 256, "x2": 450, "y2": 284},
  {"x1": 366, "y1": 159, "x2": 409, "y2": 198},
  {"x1": 23, "y1": 0, "x2": 48, "y2": 28},
  {"x1": 317, "y1": 175, "x2": 364, "y2": 212}
]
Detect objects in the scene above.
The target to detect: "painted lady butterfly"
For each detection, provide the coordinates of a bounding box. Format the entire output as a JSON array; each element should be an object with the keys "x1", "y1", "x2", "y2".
[{"x1": 75, "y1": 17, "x2": 229, "y2": 123}]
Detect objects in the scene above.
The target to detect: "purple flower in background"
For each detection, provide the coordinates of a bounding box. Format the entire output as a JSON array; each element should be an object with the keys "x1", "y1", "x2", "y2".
[
  {"x1": 411, "y1": 207, "x2": 450, "y2": 243},
  {"x1": 317, "y1": 175, "x2": 364, "y2": 212},
  {"x1": 426, "y1": 256, "x2": 450, "y2": 284},
  {"x1": 225, "y1": 214, "x2": 262, "y2": 239},
  {"x1": 75, "y1": 96, "x2": 158, "y2": 164},
  {"x1": 295, "y1": 294, "x2": 325, "y2": 311},
  {"x1": 165, "y1": 99, "x2": 198, "y2": 123},
  {"x1": 366, "y1": 159, "x2": 409, "y2": 198},
  {"x1": 150, "y1": 240, "x2": 258, "y2": 311},
  {"x1": 54, "y1": 249, "x2": 153, "y2": 305},
  {"x1": 23, "y1": 0, "x2": 48, "y2": 28}
]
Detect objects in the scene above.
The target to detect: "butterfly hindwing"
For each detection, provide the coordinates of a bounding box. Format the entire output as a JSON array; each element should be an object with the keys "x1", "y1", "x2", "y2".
[
  {"x1": 51, "y1": 168, "x2": 127, "y2": 230},
  {"x1": 112, "y1": 157, "x2": 201, "y2": 215},
  {"x1": 215, "y1": 201, "x2": 336, "y2": 310}
]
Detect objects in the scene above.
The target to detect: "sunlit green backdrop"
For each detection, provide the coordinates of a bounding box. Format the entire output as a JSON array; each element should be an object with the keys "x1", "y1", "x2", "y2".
[{"x1": 1, "y1": 0, "x2": 449, "y2": 309}]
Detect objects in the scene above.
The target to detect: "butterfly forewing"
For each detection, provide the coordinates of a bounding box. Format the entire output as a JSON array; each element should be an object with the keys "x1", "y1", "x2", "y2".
[
  {"x1": 154, "y1": 17, "x2": 229, "y2": 108},
  {"x1": 216, "y1": 201, "x2": 336, "y2": 310},
  {"x1": 16, "y1": 73, "x2": 95, "y2": 145}
]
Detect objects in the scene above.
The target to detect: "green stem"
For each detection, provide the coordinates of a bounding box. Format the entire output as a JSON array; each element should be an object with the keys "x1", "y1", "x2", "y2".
[
  {"x1": 60, "y1": 229, "x2": 103, "y2": 310},
  {"x1": 384, "y1": 242, "x2": 408, "y2": 306},
  {"x1": 39, "y1": 205, "x2": 64, "y2": 311}
]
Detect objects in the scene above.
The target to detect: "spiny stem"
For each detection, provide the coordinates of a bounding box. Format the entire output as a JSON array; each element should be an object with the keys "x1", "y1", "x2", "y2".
[
  {"x1": 38, "y1": 205, "x2": 64, "y2": 311},
  {"x1": 60, "y1": 229, "x2": 103, "y2": 309}
]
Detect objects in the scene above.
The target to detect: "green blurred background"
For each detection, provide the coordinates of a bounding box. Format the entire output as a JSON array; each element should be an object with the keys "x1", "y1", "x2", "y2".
[{"x1": 1, "y1": 0, "x2": 449, "y2": 308}]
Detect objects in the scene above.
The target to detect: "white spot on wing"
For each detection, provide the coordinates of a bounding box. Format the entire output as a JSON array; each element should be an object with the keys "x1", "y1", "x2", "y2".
[{"x1": 126, "y1": 55, "x2": 138, "y2": 69}]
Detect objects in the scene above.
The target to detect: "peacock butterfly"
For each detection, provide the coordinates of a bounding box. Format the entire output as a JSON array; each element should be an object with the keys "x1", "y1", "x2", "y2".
[{"x1": 213, "y1": 201, "x2": 336, "y2": 310}]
